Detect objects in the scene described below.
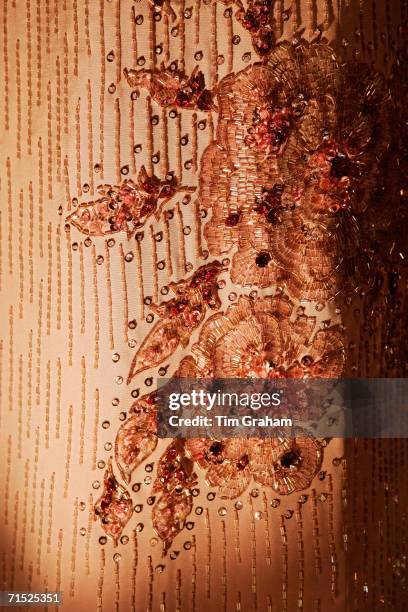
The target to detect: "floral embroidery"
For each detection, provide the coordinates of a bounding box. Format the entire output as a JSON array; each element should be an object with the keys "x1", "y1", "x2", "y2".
[
  {"x1": 185, "y1": 295, "x2": 344, "y2": 379},
  {"x1": 218, "y1": 0, "x2": 275, "y2": 56},
  {"x1": 113, "y1": 16, "x2": 402, "y2": 302},
  {"x1": 80, "y1": 39, "x2": 397, "y2": 551},
  {"x1": 124, "y1": 65, "x2": 215, "y2": 111},
  {"x1": 197, "y1": 43, "x2": 389, "y2": 297},
  {"x1": 67, "y1": 166, "x2": 195, "y2": 238},
  {"x1": 151, "y1": 441, "x2": 196, "y2": 551},
  {"x1": 113, "y1": 294, "x2": 341, "y2": 511},
  {"x1": 185, "y1": 436, "x2": 322, "y2": 499},
  {"x1": 127, "y1": 262, "x2": 225, "y2": 382},
  {"x1": 94, "y1": 460, "x2": 134, "y2": 545}
]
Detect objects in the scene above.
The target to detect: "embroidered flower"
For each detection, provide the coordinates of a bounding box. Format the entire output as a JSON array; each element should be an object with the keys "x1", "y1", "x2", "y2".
[
  {"x1": 185, "y1": 435, "x2": 322, "y2": 499},
  {"x1": 199, "y1": 42, "x2": 390, "y2": 297},
  {"x1": 188, "y1": 295, "x2": 344, "y2": 379}
]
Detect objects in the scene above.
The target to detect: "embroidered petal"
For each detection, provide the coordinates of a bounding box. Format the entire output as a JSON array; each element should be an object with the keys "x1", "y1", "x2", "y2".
[
  {"x1": 206, "y1": 462, "x2": 251, "y2": 500},
  {"x1": 250, "y1": 438, "x2": 292, "y2": 487},
  {"x1": 185, "y1": 438, "x2": 225, "y2": 469}
]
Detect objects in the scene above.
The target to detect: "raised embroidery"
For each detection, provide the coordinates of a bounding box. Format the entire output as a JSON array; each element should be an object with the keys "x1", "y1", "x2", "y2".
[
  {"x1": 94, "y1": 460, "x2": 134, "y2": 545},
  {"x1": 67, "y1": 167, "x2": 195, "y2": 239},
  {"x1": 76, "y1": 38, "x2": 400, "y2": 552},
  {"x1": 185, "y1": 435, "x2": 322, "y2": 499},
  {"x1": 127, "y1": 262, "x2": 225, "y2": 382}
]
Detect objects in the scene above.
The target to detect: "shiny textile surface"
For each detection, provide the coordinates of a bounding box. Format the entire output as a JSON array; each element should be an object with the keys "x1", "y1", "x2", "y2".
[{"x1": 0, "y1": 1, "x2": 407, "y2": 611}]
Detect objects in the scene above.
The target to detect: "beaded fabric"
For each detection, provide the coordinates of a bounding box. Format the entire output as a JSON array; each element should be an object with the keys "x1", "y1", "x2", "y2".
[{"x1": 0, "y1": 1, "x2": 406, "y2": 611}]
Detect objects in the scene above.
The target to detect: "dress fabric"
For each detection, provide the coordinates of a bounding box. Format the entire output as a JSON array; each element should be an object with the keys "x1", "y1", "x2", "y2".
[{"x1": 0, "y1": 1, "x2": 407, "y2": 611}]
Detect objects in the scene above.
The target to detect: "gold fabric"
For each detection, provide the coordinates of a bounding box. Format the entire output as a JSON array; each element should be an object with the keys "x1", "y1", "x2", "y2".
[{"x1": 0, "y1": 1, "x2": 406, "y2": 611}]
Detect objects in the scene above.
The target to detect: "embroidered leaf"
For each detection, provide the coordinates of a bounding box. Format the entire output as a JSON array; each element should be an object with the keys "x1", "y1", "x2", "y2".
[
  {"x1": 152, "y1": 491, "x2": 193, "y2": 553},
  {"x1": 124, "y1": 64, "x2": 215, "y2": 111},
  {"x1": 152, "y1": 440, "x2": 196, "y2": 495},
  {"x1": 151, "y1": 441, "x2": 196, "y2": 552},
  {"x1": 115, "y1": 415, "x2": 157, "y2": 483},
  {"x1": 127, "y1": 320, "x2": 181, "y2": 382},
  {"x1": 94, "y1": 460, "x2": 133, "y2": 545},
  {"x1": 127, "y1": 262, "x2": 225, "y2": 382},
  {"x1": 67, "y1": 168, "x2": 195, "y2": 238}
]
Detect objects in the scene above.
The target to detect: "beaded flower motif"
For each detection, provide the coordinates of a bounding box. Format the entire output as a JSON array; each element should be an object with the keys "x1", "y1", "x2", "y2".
[{"x1": 83, "y1": 37, "x2": 399, "y2": 553}]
